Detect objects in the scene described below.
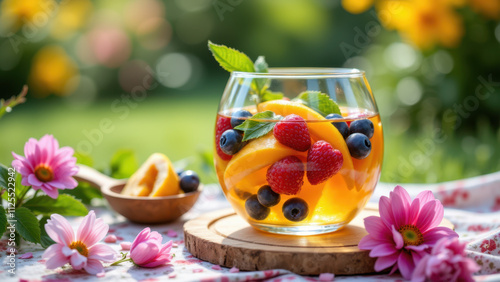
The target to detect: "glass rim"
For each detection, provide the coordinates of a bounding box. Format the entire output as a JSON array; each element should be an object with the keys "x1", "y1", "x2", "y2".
[{"x1": 231, "y1": 67, "x2": 366, "y2": 78}]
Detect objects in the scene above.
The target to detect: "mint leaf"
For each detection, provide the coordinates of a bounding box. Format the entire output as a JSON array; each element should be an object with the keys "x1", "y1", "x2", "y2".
[
  {"x1": 208, "y1": 41, "x2": 255, "y2": 73},
  {"x1": 294, "y1": 91, "x2": 341, "y2": 117},
  {"x1": 23, "y1": 195, "x2": 88, "y2": 216},
  {"x1": 261, "y1": 90, "x2": 284, "y2": 102},
  {"x1": 253, "y1": 56, "x2": 269, "y2": 94},
  {"x1": 0, "y1": 206, "x2": 7, "y2": 238},
  {"x1": 234, "y1": 111, "x2": 282, "y2": 142},
  {"x1": 110, "y1": 149, "x2": 138, "y2": 179},
  {"x1": 0, "y1": 163, "x2": 8, "y2": 190},
  {"x1": 14, "y1": 207, "x2": 41, "y2": 244},
  {"x1": 39, "y1": 216, "x2": 55, "y2": 248}
]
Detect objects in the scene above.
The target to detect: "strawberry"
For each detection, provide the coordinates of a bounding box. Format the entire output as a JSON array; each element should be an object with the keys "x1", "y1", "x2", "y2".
[
  {"x1": 273, "y1": 114, "x2": 311, "y2": 152},
  {"x1": 266, "y1": 156, "x2": 305, "y2": 195},
  {"x1": 215, "y1": 116, "x2": 233, "y2": 161},
  {"x1": 307, "y1": 140, "x2": 343, "y2": 185}
]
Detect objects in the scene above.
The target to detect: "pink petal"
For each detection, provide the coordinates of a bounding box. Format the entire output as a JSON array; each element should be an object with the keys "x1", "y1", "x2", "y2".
[
  {"x1": 78, "y1": 211, "x2": 109, "y2": 246},
  {"x1": 422, "y1": 227, "x2": 458, "y2": 245},
  {"x1": 88, "y1": 244, "x2": 117, "y2": 262},
  {"x1": 405, "y1": 244, "x2": 429, "y2": 252},
  {"x1": 28, "y1": 174, "x2": 43, "y2": 187},
  {"x1": 397, "y1": 251, "x2": 415, "y2": 280},
  {"x1": 391, "y1": 226, "x2": 404, "y2": 249},
  {"x1": 96, "y1": 272, "x2": 106, "y2": 278},
  {"x1": 43, "y1": 244, "x2": 69, "y2": 269},
  {"x1": 104, "y1": 234, "x2": 117, "y2": 243},
  {"x1": 414, "y1": 201, "x2": 437, "y2": 232},
  {"x1": 408, "y1": 198, "x2": 421, "y2": 225},
  {"x1": 70, "y1": 252, "x2": 87, "y2": 270},
  {"x1": 358, "y1": 235, "x2": 382, "y2": 250},
  {"x1": 211, "y1": 265, "x2": 222, "y2": 270},
  {"x1": 369, "y1": 243, "x2": 397, "y2": 257},
  {"x1": 411, "y1": 255, "x2": 429, "y2": 282},
  {"x1": 391, "y1": 191, "x2": 408, "y2": 228},
  {"x1": 84, "y1": 259, "x2": 104, "y2": 275},
  {"x1": 42, "y1": 184, "x2": 60, "y2": 199},
  {"x1": 120, "y1": 242, "x2": 132, "y2": 251},
  {"x1": 374, "y1": 252, "x2": 399, "y2": 272},
  {"x1": 193, "y1": 269, "x2": 203, "y2": 273},
  {"x1": 229, "y1": 266, "x2": 239, "y2": 273},
  {"x1": 168, "y1": 273, "x2": 177, "y2": 278},
  {"x1": 19, "y1": 252, "x2": 33, "y2": 259},
  {"x1": 49, "y1": 177, "x2": 78, "y2": 189},
  {"x1": 131, "y1": 228, "x2": 151, "y2": 250},
  {"x1": 393, "y1": 185, "x2": 412, "y2": 207},
  {"x1": 50, "y1": 147, "x2": 75, "y2": 168},
  {"x1": 364, "y1": 216, "x2": 392, "y2": 241},
  {"x1": 130, "y1": 241, "x2": 159, "y2": 265},
  {"x1": 428, "y1": 200, "x2": 444, "y2": 229},
  {"x1": 379, "y1": 196, "x2": 396, "y2": 229},
  {"x1": 45, "y1": 214, "x2": 75, "y2": 245},
  {"x1": 415, "y1": 190, "x2": 435, "y2": 206},
  {"x1": 318, "y1": 273, "x2": 335, "y2": 281},
  {"x1": 166, "y1": 230, "x2": 178, "y2": 238}
]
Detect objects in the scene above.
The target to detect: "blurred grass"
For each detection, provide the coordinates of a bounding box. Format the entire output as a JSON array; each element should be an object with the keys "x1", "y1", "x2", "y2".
[{"x1": 1, "y1": 90, "x2": 499, "y2": 184}]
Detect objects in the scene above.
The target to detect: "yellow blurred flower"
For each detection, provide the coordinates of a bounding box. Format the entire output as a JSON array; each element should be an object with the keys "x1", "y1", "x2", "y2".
[
  {"x1": 341, "y1": 0, "x2": 375, "y2": 14},
  {"x1": 468, "y1": 0, "x2": 500, "y2": 19},
  {"x1": 50, "y1": 0, "x2": 93, "y2": 40},
  {"x1": 0, "y1": 0, "x2": 57, "y2": 33},
  {"x1": 377, "y1": 0, "x2": 463, "y2": 50},
  {"x1": 29, "y1": 45, "x2": 79, "y2": 97}
]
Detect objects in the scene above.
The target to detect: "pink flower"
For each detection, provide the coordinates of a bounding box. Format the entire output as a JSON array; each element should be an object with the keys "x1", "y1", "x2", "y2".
[
  {"x1": 129, "y1": 228, "x2": 173, "y2": 267},
  {"x1": 358, "y1": 185, "x2": 458, "y2": 280},
  {"x1": 412, "y1": 238, "x2": 480, "y2": 282},
  {"x1": 42, "y1": 210, "x2": 117, "y2": 274},
  {"x1": 12, "y1": 135, "x2": 79, "y2": 199},
  {"x1": 479, "y1": 239, "x2": 496, "y2": 253}
]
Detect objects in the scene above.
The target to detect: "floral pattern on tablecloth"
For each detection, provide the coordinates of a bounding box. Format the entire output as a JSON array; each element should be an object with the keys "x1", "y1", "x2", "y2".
[{"x1": 1, "y1": 172, "x2": 500, "y2": 281}]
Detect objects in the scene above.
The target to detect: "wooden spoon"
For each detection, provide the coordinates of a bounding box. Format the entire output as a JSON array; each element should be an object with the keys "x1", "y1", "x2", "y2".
[{"x1": 74, "y1": 165, "x2": 202, "y2": 224}]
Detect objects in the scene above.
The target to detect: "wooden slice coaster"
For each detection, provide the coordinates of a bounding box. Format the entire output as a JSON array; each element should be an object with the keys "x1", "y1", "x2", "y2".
[{"x1": 184, "y1": 204, "x2": 454, "y2": 275}]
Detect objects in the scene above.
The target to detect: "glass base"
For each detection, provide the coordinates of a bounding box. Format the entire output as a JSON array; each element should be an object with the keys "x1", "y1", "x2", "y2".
[{"x1": 250, "y1": 222, "x2": 347, "y2": 236}]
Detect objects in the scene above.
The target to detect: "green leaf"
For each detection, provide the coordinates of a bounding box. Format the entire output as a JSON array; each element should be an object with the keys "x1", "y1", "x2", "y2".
[
  {"x1": 23, "y1": 195, "x2": 88, "y2": 216},
  {"x1": 15, "y1": 172, "x2": 30, "y2": 200},
  {"x1": 61, "y1": 182, "x2": 102, "y2": 205},
  {"x1": 261, "y1": 90, "x2": 284, "y2": 102},
  {"x1": 39, "y1": 216, "x2": 55, "y2": 248},
  {"x1": 14, "y1": 207, "x2": 40, "y2": 244},
  {"x1": 294, "y1": 91, "x2": 341, "y2": 117},
  {"x1": 253, "y1": 56, "x2": 269, "y2": 94},
  {"x1": 0, "y1": 163, "x2": 8, "y2": 190},
  {"x1": 0, "y1": 206, "x2": 7, "y2": 238},
  {"x1": 234, "y1": 111, "x2": 282, "y2": 142},
  {"x1": 110, "y1": 149, "x2": 138, "y2": 179},
  {"x1": 208, "y1": 41, "x2": 255, "y2": 73}
]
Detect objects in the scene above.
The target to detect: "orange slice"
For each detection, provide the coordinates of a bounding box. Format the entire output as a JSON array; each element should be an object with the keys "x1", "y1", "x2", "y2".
[
  {"x1": 257, "y1": 100, "x2": 355, "y2": 189},
  {"x1": 121, "y1": 153, "x2": 180, "y2": 197}
]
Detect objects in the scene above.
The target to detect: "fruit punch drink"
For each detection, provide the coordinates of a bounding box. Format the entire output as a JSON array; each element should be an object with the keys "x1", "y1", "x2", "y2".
[
  {"x1": 215, "y1": 98, "x2": 383, "y2": 235},
  {"x1": 208, "y1": 41, "x2": 383, "y2": 235}
]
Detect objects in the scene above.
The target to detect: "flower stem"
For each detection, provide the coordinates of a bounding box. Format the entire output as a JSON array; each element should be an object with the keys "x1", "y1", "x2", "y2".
[
  {"x1": 16, "y1": 186, "x2": 31, "y2": 208},
  {"x1": 110, "y1": 257, "x2": 132, "y2": 266}
]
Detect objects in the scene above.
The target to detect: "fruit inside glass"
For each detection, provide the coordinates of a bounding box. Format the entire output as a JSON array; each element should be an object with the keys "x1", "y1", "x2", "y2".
[{"x1": 214, "y1": 68, "x2": 383, "y2": 235}]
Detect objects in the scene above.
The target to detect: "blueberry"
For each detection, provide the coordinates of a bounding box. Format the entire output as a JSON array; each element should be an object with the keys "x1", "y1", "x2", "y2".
[
  {"x1": 231, "y1": 110, "x2": 253, "y2": 128},
  {"x1": 349, "y1": 119, "x2": 374, "y2": 139},
  {"x1": 326, "y1": 113, "x2": 349, "y2": 139},
  {"x1": 234, "y1": 188, "x2": 252, "y2": 200},
  {"x1": 257, "y1": 185, "x2": 281, "y2": 207},
  {"x1": 245, "y1": 195, "x2": 270, "y2": 220},
  {"x1": 176, "y1": 169, "x2": 185, "y2": 177},
  {"x1": 220, "y1": 129, "x2": 245, "y2": 155},
  {"x1": 282, "y1": 198, "x2": 308, "y2": 222},
  {"x1": 179, "y1": 170, "x2": 200, "y2": 193},
  {"x1": 346, "y1": 133, "x2": 371, "y2": 159}
]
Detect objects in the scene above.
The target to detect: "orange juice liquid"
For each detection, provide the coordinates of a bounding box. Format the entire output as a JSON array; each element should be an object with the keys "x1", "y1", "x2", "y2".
[{"x1": 214, "y1": 109, "x2": 383, "y2": 229}]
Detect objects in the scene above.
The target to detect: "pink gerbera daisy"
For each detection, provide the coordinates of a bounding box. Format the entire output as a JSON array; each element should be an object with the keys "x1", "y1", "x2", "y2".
[
  {"x1": 12, "y1": 134, "x2": 79, "y2": 199},
  {"x1": 359, "y1": 185, "x2": 458, "y2": 280},
  {"x1": 42, "y1": 210, "x2": 117, "y2": 275}
]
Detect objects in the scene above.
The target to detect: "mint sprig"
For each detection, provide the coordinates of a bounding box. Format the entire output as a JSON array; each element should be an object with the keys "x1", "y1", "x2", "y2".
[
  {"x1": 234, "y1": 111, "x2": 282, "y2": 141},
  {"x1": 208, "y1": 41, "x2": 283, "y2": 104},
  {"x1": 294, "y1": 91, "x2": 341, "y2": 117}
]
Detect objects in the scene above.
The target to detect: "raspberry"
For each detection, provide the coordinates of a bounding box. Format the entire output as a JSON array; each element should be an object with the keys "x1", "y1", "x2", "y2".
[
  {"x1": 215, "y1": 116, "x2": 233, "y2": 161},
  {"x1": 307, "y1": 141, "x2": 343, "y2": 185},
  {"x1": 273, "y1": 114, "x2": 311, "y2": 152},
  {"x1": 266, "y1": 156, "x2": 305, "y2": 195}
]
